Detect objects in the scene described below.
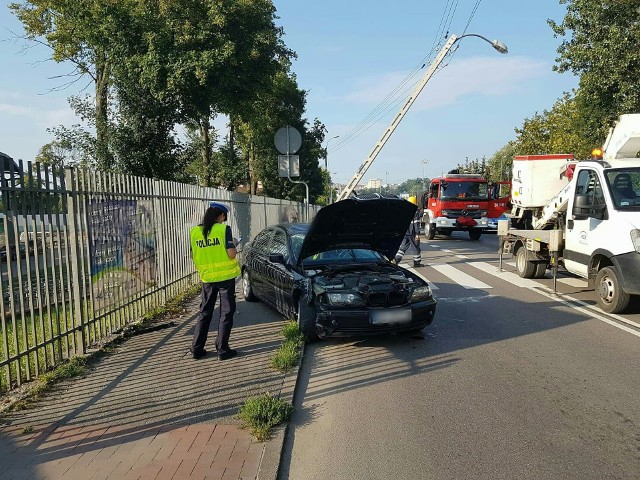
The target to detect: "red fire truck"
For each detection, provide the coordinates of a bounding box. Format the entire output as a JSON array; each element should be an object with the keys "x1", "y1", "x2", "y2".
[{"x1": 420, "y1": 171, "x2": 490, "y2": 240}]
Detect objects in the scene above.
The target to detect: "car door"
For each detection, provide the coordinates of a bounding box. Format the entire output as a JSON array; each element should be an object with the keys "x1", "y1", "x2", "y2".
[
  {"x1": 268, "y1": 228, "x2": 296, "y2": 316},
  {"x1": 246, "y1": 229, "x2": 274, "y2": 301},
  {"x1": 565, "y1": 168, "x2": 607, "y2": 277},
  {"x1": 259, "y1": 227, "x2": 290, "y2": 313}
]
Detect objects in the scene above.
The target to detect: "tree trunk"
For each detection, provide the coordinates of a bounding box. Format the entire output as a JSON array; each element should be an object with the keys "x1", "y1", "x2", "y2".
[
  {"x1": 199, "y1": 113, "x2": 212, "y2": 186},
  {"x1": 95, "y1": 50, "x2": 110, "y2": 170}
]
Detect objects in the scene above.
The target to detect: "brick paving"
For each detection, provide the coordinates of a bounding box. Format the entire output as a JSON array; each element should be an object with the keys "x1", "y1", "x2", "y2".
[{"x1": 0, "y1": 293, "x2": 292, "y2": 479}]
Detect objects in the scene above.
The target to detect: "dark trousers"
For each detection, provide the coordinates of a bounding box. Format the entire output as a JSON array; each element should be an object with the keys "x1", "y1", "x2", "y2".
[
  {"x1": 191, "y1": 278, "x2": 236, "y2": 355},
  {"x1": 395, "y1": 235, "x2": 422, "y2": 264}
]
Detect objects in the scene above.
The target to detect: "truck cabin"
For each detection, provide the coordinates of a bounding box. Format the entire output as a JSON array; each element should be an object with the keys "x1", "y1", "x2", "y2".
[
  {"x1": 605, "y1": 168, "x2": 640, "y2": 208},
  {"x1": 428, "y1": 174, "x2": 489, "y2": 202}
]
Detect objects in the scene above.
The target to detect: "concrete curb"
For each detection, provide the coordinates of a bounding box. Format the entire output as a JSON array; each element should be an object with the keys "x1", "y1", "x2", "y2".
[{"x1": 257, "y1": 341, "x2": 306, "y2": 480}]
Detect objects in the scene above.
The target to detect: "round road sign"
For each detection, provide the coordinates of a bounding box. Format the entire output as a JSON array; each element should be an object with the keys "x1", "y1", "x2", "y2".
[{"x1": 274, "y1": 125, "x2": 302, "y2": 154}]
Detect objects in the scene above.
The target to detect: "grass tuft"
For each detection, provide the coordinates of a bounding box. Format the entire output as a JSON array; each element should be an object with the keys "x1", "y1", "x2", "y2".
[
  {"x1": 280, "y1": 320, "x2": 303, "y2": 343},
  {"x1": 237, "y1": 392, "x2": 294, "y2": 442},
  {"x1": 270, "y1": 340, "x2": 300, "y2": 373}
]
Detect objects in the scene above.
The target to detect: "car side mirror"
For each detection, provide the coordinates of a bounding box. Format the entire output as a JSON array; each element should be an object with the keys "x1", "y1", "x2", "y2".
[{"x1": 269, "y1": 253, "x2": 286, "y2": 264}]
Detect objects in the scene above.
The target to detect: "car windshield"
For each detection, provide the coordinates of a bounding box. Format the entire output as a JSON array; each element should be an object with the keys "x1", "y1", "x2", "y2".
[
  {"x1": 441, "y1": 181, "x2": 488, "y2": 200},
  {"x1": 290, "y1": 232, "x2": 385, "y2": 265},
  {"x1": 605, "y1": 168, "x2": 640, "y2": 209}
]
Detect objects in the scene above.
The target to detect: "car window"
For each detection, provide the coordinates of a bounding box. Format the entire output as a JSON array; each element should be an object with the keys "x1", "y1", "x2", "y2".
[
  {"x1": 252, "y1": 229, "x2": 273, "y2": 254},
  {"x1": 575, "y1": 169, "x2": 605, "y2": 205},
  {"x1": 269, "y1": 229, "x2": 289, "y2": 262}
]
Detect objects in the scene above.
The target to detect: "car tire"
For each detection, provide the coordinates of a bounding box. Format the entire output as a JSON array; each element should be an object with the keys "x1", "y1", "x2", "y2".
[
  {"x1": 468, "y1": 230, "x2": 482, "y2": 241},
  {"x1": 516, "y1": 247, "x2": 536, "y2": 279},
  {"x1": 242, "y1": 269, "x2": 257, "y2": 302},
  {"x1": 534, "y1": 262, "x2": 547, "y2": 279},
  {"x1": 595, "y1": 266, "x2": 630, "y2": 314},
  {"x1": 297, "y1": 298, "x2": 318, "y2": 342},
  {"x1": 425, "y1": 222, "x2": 436, "y2": 240}
]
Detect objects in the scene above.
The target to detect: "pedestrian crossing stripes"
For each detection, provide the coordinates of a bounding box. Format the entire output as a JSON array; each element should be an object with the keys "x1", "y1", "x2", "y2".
[
  {"x1": 468, "y1": 262, "x2": 540, "y2": 288},
  {"x1": 429, "y1": 264, "x2": 492, "y2": 290}
]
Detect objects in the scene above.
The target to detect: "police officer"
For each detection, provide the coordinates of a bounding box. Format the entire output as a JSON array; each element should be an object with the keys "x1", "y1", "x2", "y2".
[
  {"x1": 394, "y1": 196, "x2": 422, "y2": 267},
  {"x1": 190, "y1": 202, "x2": 240, "y2": 360}
]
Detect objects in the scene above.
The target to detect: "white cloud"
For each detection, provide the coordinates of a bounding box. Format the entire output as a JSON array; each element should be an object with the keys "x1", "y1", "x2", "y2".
[{"x1": 343, "y1": 55, "x2": 548, "y2": 111}]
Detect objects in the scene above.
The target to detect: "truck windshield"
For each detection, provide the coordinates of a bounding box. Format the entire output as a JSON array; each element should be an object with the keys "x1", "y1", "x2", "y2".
[
  {"x1": 605, "y1": 168, "x2": 640, "y2": 209},
  {"x1": 441, "y1": 182, "x2": 488, "y2": 200}
]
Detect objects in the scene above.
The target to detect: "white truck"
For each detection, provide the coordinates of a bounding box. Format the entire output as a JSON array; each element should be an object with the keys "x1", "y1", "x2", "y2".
[{"x1": 498, "y1": 114, "x2": 640, "y2": 314}]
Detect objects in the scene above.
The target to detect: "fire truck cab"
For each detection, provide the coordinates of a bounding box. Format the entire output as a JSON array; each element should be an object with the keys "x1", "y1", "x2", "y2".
[{"x1": 421, "y1": 172, "x2": 490, "y2": 240}]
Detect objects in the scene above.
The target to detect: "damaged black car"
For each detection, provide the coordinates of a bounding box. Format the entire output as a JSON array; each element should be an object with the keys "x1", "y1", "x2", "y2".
[{"x1": 240, "y1": 195, "x2": 437, "y2": 341}]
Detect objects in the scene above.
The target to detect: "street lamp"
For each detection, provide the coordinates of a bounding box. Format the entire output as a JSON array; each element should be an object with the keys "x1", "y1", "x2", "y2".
[
  {"x1": 457, "y1": 33, "x2": 508, "y2": 54},
  {"x1": 421, "y1": 159, "x2": 429, "y2": 190},
  {"x1": 336, "y1": 32, "x2": 507, "y2": 202},
  {"x1": 324, "y1": 135, "x2": 340, "y2": 203}
]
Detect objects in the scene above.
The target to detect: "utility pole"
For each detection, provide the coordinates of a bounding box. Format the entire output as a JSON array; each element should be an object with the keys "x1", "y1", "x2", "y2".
[{"x1": 421, "y1": 159, "x2": 429, "y2": 190}]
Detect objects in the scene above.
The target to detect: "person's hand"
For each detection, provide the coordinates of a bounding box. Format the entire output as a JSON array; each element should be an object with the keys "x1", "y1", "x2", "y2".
[{"x1": 233, "y1": 237, "x2": 239, "y2": 247}]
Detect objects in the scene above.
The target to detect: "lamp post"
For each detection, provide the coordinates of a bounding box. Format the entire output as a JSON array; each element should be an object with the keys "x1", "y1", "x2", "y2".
[
  {"x1": 421, "y1": 159, "x2": 429, "y2": 190},
  {"x1": 336, "y1": 32, "x2": 507, "y2": 202},
  {"x1": 324, "y1": 135, "x2": 340, "y2": 203}
]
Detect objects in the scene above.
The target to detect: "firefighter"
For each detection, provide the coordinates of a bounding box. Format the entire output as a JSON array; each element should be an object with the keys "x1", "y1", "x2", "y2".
[
  {"x1": 394, "y1": 197, "x2": 422, "y2": 267},
  {"x1": 190, "y1": 202, "x2": 241, "y2": 360}
]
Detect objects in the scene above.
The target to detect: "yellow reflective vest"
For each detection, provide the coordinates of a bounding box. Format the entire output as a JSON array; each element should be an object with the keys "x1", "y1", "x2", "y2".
[{"x1": 190, "y1": 224, "x2": 240, "y2": 283}]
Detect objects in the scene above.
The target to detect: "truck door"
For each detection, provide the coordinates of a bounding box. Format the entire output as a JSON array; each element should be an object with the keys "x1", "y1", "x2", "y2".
[{"x1": 564, "y1": 169, "x2": 607, "y2": 277}]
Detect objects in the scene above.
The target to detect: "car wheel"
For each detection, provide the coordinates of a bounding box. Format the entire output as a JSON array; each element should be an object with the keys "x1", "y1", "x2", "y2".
[
  {"x1": 297, "y1": 298, "x2": 318, "y2": 342},
  {"x1": 242, "y1": 269, "x2": 257, "y2": 302},
  {"x1": 595, "y1": 266, "x2": 630, "y2": 314},
  {"x1": 468, "y1": 230, "x2": 482, "y2": 241},
  {"x1": 534, "y1": 262, "x2": 547, "y2": 279},
  {"x1": 515, "y1": 247, "x2": 536, "y2": 279},
  {"x1": 425, "y1": 222, "x2": 436, "y2": 240}
]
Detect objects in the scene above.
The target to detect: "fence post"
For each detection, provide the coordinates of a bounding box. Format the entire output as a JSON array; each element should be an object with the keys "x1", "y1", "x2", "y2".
[{"x1": 64, "y1": 167, "x2": 86, "y2": 355}]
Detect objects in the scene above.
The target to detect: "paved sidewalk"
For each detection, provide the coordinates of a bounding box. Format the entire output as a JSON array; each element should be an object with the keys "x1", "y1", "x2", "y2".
[{"x1": 0, "y1": 291, "x2": 295, "y2": 480}]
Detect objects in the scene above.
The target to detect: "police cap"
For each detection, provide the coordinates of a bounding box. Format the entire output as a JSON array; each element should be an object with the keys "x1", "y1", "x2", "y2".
[{"x1": 209, "y1": 202, "x2": 229, "y2": 214}]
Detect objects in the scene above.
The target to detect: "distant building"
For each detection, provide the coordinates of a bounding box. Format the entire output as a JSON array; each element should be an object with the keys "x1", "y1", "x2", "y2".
[{"x1": 366, "y1": 178, "x2": 382, "y2": 189}]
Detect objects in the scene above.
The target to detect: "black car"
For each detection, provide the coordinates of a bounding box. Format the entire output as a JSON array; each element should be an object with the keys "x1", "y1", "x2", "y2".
[{"x1": 240, "y1": 195, "x2": 437, "y2": 341}]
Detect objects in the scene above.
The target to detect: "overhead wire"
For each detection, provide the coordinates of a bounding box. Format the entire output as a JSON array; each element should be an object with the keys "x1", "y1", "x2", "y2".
[
  {"x1": 330, "y1": 0, "x2": 483, "y2": 157},
  {"x1": 330, "y1": 0, "x2": 460, "y2": 154}
]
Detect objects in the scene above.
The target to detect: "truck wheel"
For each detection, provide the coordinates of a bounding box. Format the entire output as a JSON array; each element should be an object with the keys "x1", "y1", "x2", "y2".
[
  {"x1": 534, "y1": 262, "x2": 547, "y2": 279},
  {"x1": 468, "y1": 230, "x2": 482, "y2": 241},
  {"x1": 297, "y1": 298, "x2": 319, "y2": 342},
  {"x1": 425, "y1": 222, "x2": 436, "y2": 240},
  {"x1": 515, "y1": 248, "x2": 536, "y2": 279},
  {"x1": 595, "y1": 266, "x2": 631, "y2": 314}
]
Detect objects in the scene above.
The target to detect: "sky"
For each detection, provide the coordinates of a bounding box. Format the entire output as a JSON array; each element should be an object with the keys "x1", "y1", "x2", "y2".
[{"x1": 0, "y1": 0, "x2": 579, "y2": 186}]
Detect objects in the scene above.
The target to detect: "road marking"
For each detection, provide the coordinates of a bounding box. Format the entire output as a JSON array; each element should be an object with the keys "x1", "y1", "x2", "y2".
[
  {"x1": 468, "y1": 262, "x2": 540, "y2": 288},
  {"x1": 429, "y1": 244, "x2": 439, "y2": 248},
  {"x1": 402, "y1": 265, "x2": 439, "y2": 290},
  {"x1": 442, "y1": 249, "x2": 453, "y2": 253},
  {"x1": 429, "y1": 263, "x2": 492, "y2": 290},
  {"x1": 557, "y1": 277, "x2": 589, "y2": 288},
  {"x1": 455, "y1": 254, "x2": 469, "y2": 259}
]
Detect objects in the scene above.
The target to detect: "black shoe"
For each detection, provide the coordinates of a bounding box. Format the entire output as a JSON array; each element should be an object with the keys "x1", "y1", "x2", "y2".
[
  {"x1": 218, "y1": 349, "x2": 238, "y2": 361},
  {"x1": 192, "y1": 349, "x2": 207, "y2": 360},
  {"x1": 413, "y1": 262, "x2": 422, "y2": 267}
]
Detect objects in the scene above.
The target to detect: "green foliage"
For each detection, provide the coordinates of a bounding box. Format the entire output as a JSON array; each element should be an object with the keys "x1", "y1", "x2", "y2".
[
  {"x1": 486, "y1": 142, "x2": 517, "y2": 182},
  {"x1": 280, "y1": 321, "x2": 303, "y2": 343},
  {"x1": 549, "y1": 0, "x2": 640, "y2": 139},
  {"x1": 270, "y1": 340, "x2": 300, "y2": 373},
  {"x1": 237, "y1": 392, "x2": 294, "y2": 442},
  {"x1": 397, "y1": 178, "x2": 428, "y2": 197},
  {"x1": 514, "y1": 92, "x2": 594, "y2": 158},
  {"x1": 456, "y1": 157, "x2": 488, "y2": 176}
]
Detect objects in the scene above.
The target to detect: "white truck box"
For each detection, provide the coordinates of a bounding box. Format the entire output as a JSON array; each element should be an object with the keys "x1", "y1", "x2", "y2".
[
  {"x1": 603, "y1": 113, "x2": 640, "y2": 160},
  {"x1": 511, "y1": 154, "x2": 574, "y2": 208}
]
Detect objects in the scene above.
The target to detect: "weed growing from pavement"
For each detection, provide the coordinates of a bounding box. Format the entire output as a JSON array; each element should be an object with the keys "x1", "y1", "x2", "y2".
[
  {"x1": 270, "y1": 321, "x2": 303, "y2": 373},
  {"x1": 237, "y1": 392, "x2": 294, "y2": 442}
]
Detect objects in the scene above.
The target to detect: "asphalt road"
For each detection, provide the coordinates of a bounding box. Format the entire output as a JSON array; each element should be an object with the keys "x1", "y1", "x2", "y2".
[{"x1": 278, "y1": 232, "x2": 640, "y2": 480}]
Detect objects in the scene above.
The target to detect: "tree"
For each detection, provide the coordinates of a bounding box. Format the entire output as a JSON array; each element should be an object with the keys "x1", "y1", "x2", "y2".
[
  {"x1": 9, "y1": 0, "x2": 131, "y2": 168},
  {"x1": 514, "y1": 92, "x2": 593, "y2": 158},
  {"x1": 486, "y1": 142, "x2": 517, "y2": 182},
  {"x1": 549, "y1": 0, "x2": 640, "y2": 141},
  {"x1": 397, "y1": 178, "x2": 427, "y2": 196}
]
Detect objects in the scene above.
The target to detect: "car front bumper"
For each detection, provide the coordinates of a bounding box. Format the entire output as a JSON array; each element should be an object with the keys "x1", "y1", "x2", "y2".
[{"x1": 314, "y1": 299, "x2": 437, "y2": 337}]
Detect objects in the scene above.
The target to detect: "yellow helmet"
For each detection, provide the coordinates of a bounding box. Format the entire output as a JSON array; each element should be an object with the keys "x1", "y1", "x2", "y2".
[{"x1": 408, "y1": 195, "x2": 417, "y2": 205}]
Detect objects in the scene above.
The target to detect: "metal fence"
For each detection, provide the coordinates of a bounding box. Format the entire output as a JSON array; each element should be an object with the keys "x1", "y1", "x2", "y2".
[{"x1": 0, "y1": 161, "x2": 319, "y2": 392}]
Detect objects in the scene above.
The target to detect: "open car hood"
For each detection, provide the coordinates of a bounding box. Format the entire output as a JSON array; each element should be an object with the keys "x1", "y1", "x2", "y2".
[{"x1": 297, "y1": 196, "x2": 417, "y2": 264}]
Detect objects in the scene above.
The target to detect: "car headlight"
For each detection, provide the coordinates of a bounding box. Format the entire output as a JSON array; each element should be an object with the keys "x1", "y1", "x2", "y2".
[
  {"x1": 632, "y1": 229, "x2": 640, "y2": 253},
  {"x1": 410, "y1": 285, "x2": 432, "y2": 302},
  {"x1": 326, "y1": 292, "x2": 365, "y2": 306}
]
